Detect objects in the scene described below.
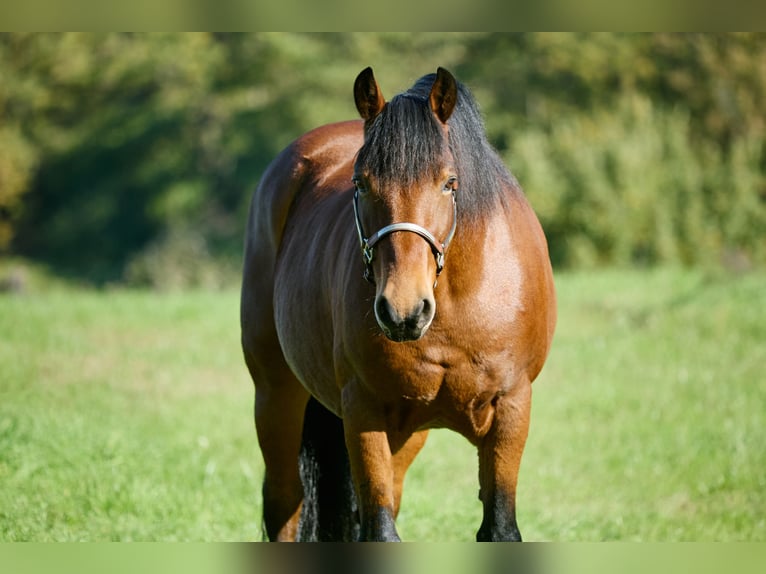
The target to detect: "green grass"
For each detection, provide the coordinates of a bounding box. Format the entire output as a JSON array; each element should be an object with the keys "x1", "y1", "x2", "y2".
[{"x1": 1, "y1": 268, "x2": 764, "y2": 541}]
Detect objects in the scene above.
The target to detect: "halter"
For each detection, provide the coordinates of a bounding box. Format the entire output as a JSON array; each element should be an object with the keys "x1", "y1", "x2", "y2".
[{"x1": 352, "y1": 188, "x2": 457, "y2": 285}]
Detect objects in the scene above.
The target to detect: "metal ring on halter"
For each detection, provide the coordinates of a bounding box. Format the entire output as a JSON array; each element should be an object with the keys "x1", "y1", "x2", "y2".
[{"x1": 353, "y1": 188, "x2": 457, "y2": 284}]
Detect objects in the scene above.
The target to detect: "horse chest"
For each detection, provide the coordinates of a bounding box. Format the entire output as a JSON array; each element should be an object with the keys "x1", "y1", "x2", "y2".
[{"x1": 344, "y1": 325, "x2": 518, "y2": 435}]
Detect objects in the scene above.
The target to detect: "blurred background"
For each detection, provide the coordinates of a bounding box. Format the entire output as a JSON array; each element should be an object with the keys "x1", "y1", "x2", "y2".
[{"x1": 1, "y1": 32, "x2": 764, "y2": 289}]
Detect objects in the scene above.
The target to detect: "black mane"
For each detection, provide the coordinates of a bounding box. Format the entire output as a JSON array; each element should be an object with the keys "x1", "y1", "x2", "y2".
[{"x1": 355, "y1": 73, "x2": 515, "y2": 222}]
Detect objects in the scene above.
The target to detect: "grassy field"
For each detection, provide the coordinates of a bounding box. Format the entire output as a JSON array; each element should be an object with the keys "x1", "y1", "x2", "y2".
[{"x1": 1, "y1": 267, "x2": 764, "y2": 541}]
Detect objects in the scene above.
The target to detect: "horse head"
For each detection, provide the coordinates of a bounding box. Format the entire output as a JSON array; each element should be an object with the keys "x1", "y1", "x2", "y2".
[{"x1": 352, "y1": 67, "x2": 459, "y2": 342}]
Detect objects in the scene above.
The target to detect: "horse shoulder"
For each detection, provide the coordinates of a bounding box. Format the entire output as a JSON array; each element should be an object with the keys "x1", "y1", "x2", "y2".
[
  {"x1": 502, "y1": 186, "x2": 557, "y2": 382},
  {"x1": 442, "y1": 185, "x2": 555, "y2": 383}
]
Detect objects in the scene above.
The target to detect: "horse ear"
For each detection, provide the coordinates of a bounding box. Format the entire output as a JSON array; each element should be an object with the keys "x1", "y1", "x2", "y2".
[
  {"x1": 429, "y1": 67, "x2": 457, "y2": 123},
  {"x1": 354, "y1": 67, "x2": 386, "y2": 121}
]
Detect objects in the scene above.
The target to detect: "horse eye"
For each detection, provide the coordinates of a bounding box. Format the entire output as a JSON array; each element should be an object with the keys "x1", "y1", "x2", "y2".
[
  {"x1": 352, "y1": 177, "x2": 367, "y2": 193},
  {"x1": 443, "y1": 177, "x2": 458, "y2": 194}
]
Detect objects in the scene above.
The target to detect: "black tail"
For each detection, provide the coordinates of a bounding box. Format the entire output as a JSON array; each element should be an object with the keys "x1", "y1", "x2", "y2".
[{"x1": 297, "y1": 396, "x2": 359, "y2": 541}]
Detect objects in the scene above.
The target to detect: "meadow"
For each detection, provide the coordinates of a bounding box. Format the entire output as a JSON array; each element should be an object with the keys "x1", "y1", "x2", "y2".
[{"x1": 1, "y1": 267, "x2": 764, "y2": 541}]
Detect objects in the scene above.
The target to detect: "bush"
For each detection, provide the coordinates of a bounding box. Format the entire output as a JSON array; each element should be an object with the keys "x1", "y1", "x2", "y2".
[
  {"x1": 508, "y1": 95, "x2": 766, "y2": 269},
  {"x1": 123, "y1": 226, "x2": 239, "y2": 290},
  {"x1": 0, "y1": 127, "x2": 37, "y2": 250}
]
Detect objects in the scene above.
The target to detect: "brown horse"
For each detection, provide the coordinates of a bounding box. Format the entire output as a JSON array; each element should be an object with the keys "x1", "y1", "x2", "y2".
[{"x1": 241, "y1": 67, "x2": 556, "y2": 541}]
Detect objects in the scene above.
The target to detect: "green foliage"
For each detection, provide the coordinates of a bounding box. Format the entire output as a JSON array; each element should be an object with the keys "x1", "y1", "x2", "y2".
[
  {"x1": 0, "y1": 129, "x2": 35, "y2": 249},
  {"x1": 1, "y1": 34, "x2": 765, "y2": 283},
  {"x1": 123, "y1": 225, "x2": 239, "y2": 291},
  {"x1": 510, "y1": 95, "x2": 766, "y2": 267},
  {"x1": 1, "y1": 268, "x2": 764, "y2": 540}
]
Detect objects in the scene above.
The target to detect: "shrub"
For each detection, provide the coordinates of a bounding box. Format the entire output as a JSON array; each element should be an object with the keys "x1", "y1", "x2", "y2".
[
  {"x1": 508, "y1": 95, "x2": 766, "y2": 269},
  {"x1": 123, "y1": 226, "x2": 239, "y2": 290}
]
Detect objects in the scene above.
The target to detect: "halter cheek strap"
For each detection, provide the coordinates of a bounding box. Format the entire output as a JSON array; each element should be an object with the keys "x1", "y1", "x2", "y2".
[{"x1": 353, "y1": 190, "x2": 457, "y2": 284}]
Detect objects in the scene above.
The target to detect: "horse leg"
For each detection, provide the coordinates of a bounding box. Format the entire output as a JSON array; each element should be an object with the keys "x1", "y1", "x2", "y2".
[
  {"x1": 254, "y1": 379, "x2": 309, "y2": 541},
  {"x1": 244, "y1": 334, "x2": 309, "y2": 541},
  {"x1": 476, "y1": 377, "x2": 532, "y2": 542},
  {"x1": 391, "y1": 430, "x2": 429, "y2": 517},
  {"x1": 341, "y1": 382, "x2": 400, "y2": 541}
]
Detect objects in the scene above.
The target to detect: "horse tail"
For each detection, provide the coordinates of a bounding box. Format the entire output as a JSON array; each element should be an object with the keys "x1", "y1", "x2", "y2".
[{"x1": 297, "y1": 397, "x2": 359, "y2": 541}]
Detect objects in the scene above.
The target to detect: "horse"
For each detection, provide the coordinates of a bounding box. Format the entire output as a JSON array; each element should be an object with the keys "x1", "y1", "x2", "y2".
[{"x1": 240, "y1": 67, "x2": 556, "y2": 542}]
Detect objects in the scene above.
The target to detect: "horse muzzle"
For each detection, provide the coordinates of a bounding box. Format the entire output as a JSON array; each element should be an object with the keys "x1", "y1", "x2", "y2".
[{"x1": 374, "y1": 294, "x2": 435, "y2": 342}]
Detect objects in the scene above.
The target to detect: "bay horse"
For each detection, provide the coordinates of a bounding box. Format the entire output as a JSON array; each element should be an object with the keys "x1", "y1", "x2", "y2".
[{"x1": 241, "y1": 67, "x2": 556, "y2": 541}]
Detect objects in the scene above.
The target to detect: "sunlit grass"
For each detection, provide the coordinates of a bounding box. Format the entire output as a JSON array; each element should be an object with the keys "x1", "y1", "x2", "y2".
[
  {"x1": 0, "y1": 289, "x2": 261, "y2": 541},
  {"x1": 1, "y1": 268, "x2": 764, "y2": 541}
]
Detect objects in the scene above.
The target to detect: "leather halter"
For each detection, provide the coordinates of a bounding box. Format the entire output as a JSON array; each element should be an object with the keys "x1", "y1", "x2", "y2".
[{"x1": 353, "y1": 189, "x2": 457, "y2": 284}]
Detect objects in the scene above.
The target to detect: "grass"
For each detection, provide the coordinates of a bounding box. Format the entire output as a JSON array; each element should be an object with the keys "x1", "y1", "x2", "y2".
[{"x1": 1, "y1": 267, "x2": 764, "y2": 541}]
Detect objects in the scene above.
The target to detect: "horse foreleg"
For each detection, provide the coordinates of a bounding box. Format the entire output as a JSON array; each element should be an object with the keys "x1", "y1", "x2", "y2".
[
  {"x1": 391, "y1": 430, "x2": 429, "y2": 517},
  {"x1": 341, "y1": 382, "x2": 400, "y2": 541},
  {"x1": 476, "y1": 377, "x2": 532, "y2": 542}
]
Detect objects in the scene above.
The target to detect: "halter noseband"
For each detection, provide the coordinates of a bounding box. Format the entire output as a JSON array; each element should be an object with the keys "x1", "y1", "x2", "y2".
[{"x1": 352, "y1": 188, "x2": 457, "y2": 285}]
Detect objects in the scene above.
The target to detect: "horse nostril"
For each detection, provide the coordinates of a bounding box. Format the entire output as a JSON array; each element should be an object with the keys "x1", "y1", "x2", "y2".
[
  {"x1": 375, "y1": 296, "x2": 398, "y2": 327},
  {"x1": 411, "y1": 299, "x2": 425, "y2": 318},
  {"x1": 405, "y1": 298, "x2": 434, "y2": 330},
  {"x1": 420, "y1": 298, "x2": 432, "y2": 319}
]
